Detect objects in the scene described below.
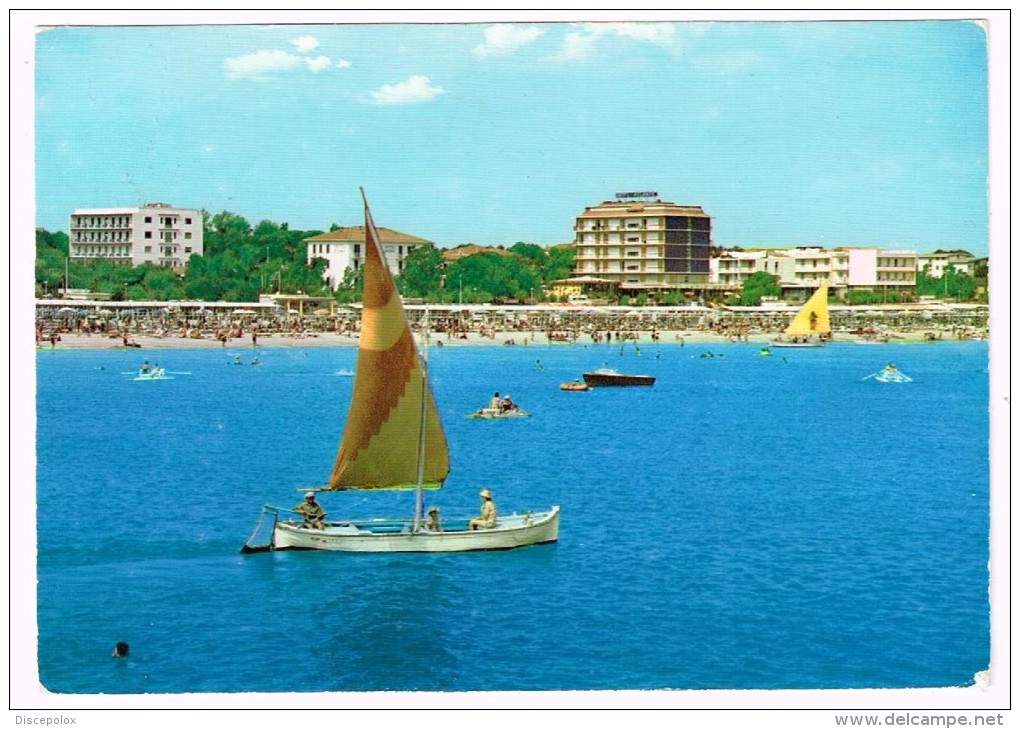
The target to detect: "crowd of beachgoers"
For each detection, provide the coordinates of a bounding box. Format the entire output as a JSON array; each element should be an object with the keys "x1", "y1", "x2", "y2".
[{"x1": 34, "y1": 303, "x2": 989, "y2": 350}]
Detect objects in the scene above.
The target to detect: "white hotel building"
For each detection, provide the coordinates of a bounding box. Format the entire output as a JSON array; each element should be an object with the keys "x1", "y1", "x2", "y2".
[
  {"x1": 306, "y1": 226, "x2": 432, "y2": 289},
  {"x1": 69, "y1": 202, "x2": 203, "y2": 270},
  {"x1": 713, "y1": 246, "x2": 917, "y2": 298}
]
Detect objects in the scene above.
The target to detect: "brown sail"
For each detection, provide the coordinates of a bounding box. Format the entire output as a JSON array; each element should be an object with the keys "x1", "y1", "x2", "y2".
[{"x1": 327, "y1": 191, "x2": 449, "y2": 490}]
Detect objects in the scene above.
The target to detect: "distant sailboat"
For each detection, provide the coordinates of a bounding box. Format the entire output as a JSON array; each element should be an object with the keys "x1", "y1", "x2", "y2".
[
  {"x1": 772, "y1": 282, "x2": 831, "y2": 348},
  {"x1": 242, "y1": 190, "x2": 559, "y2": 553}
]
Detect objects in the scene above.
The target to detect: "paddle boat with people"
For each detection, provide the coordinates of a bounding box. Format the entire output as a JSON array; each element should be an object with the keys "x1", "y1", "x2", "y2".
[
  {"x1": 468, "y1": 392, "x2": 529, "y2": 419},
  {"x1": 869, "y1": 363, "x2": 913, "y2": 383},
  {"x1": 134, "y1": 361, "x2": 169, "y2": 381}
]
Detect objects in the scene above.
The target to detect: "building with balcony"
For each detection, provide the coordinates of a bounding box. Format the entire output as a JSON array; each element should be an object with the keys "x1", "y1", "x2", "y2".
[
  {"x1": 572, "y1": 193, "x2": 712, "y2": 295},
  {"x1": 710, "y1": 245, "x2": 915, "y2": 301},
  {"x1": 306, "y1": 226, "x2": 432, "y2": 289},
  {"x1": 713, "y1": 250, "x2": 768, "y2": 287},
  {"x1": 845, "y1": 247, "x2": 918, "y2": 294},
  {"x1": 916, "y1": 249, "x2": 977, "y2": 278},
  {"x1": 68, "y1": 202, "x2": 203, "y2": 270}
]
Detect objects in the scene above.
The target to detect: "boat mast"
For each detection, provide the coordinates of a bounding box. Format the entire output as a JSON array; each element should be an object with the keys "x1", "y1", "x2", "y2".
[{"x1": 412, "y1": 308, "x2": 430, "y2": 533}]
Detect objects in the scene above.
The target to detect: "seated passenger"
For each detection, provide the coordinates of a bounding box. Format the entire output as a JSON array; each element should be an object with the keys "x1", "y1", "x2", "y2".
[
  {"x1": 468, "y1": 489, "x2": 496, "y2": 530},
  {"x1": 294, "y1": 491, "x2": 325, "y2": 529}
]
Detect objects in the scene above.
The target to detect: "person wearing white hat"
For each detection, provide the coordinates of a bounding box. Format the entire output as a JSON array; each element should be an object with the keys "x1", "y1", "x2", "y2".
[
  {"x1": 425, "y1": 505, "x2": 442, "y2": 532},
  {"x1": 294, "y1": 491, "x2": 325, "y2": 529},
  {"x1": 468, "y1": 488, "x2": 496, "y2": 530}
]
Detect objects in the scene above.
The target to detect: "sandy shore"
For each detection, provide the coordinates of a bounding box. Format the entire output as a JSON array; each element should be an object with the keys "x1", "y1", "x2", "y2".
[{"x1": 38, "y1": 329, "x2": 947, "y2": 350}]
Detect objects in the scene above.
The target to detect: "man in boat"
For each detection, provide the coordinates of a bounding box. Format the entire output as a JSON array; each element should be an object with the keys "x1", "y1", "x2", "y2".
[
  {"x1": 500, "y1": 394, "x2": 516, "y2": 413},
  {"x1": 425, "y1": 505, "x2": 442, "y2": 532},
  {"x1": 140, "y1": 360, "x2": 150, "y2": 374},
  {"x1": 294, "y1": 491, "x2": 325, "y2": 529},
  {"x1": 468, "y1": 489, "x2": 496, "y2": 530},
  {"x1": 488, "y1": 391, "x2": 501, "y2": 410}
]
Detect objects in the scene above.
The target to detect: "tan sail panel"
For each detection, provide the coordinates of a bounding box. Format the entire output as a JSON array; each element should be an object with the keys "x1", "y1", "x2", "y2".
[{"x1": 327, "y1": 200, "x2": 450, "y2": 490}]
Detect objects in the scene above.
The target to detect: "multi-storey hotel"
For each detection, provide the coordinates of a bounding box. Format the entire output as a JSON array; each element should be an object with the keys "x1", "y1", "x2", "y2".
[
  {"x1": 305, "y1": 226, "x2": 432, "y2": 289},
  {"x1": 572, "y1": 192, "x2": 712, "y2": 294},
  {"x1": 713, "y1": 246, "x2": 917, "y2": 299},
  {"x1": 68, "y1": 202, "x2": 203, "y2": 269}
]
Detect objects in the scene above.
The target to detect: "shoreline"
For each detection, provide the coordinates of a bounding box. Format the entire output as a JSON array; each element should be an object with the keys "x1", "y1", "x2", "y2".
[{"x1": 38, "y1": 329, "x2": 977, "y2": 351}]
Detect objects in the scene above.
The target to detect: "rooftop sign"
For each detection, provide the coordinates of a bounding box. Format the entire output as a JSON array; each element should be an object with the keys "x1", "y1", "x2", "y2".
[{"x1": 615, "y1": 191, "x2": 658, "y2": 199}]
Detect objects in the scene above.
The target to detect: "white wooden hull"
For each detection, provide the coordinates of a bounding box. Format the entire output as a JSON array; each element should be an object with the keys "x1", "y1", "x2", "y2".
[{"x1": 270, "y1": 506, "x2": 559, "y2": 552}]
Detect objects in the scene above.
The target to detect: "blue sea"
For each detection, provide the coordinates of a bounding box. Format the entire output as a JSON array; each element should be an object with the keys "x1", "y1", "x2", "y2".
[{"x1": 31, "y1": 340, "x2": 991, "y2": 696}]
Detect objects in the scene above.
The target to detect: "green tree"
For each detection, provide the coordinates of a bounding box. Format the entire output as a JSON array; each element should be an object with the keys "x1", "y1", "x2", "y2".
[
  {"x1": 508, "y1": 241, "x2": 545, "y2": 264},
  {"x1": 444, "y1": 252, "x2": 540, "y2": 303},
  {"x1": 543, "y1": 245, "x2": 576, "y2": 286},
  {"x1": 140, "y1": 264, "x2": 186, "y2": 300},
  {"x1": 915, "y1": 264, "x2": 975, "y2": 301},
  {"x1": 739, "y1": 271, "x2": 782, "y2": 306},
  {"x1": 335, "y1": 265, "x2": 364, "y2": 304},
  {"x1": 399, "y1": 243, "x2": 445, "y2": 299}
]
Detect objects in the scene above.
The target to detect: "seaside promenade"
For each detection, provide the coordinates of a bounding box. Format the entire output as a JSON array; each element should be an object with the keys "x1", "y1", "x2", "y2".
[{"x1": 34, "y1": 301, "x2": 988, "y2": 350}]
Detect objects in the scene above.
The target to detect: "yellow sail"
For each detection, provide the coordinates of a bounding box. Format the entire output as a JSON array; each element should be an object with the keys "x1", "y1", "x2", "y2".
[
  {"x1": 784, "y1": 281, "x2": 830, "y2": 337},
  {"x1": 327, "y1": 193, "x2": 450, "y2": 491}
]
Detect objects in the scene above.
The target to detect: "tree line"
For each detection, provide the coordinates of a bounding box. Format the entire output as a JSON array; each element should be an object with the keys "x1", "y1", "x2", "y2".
[
  {"x1": 34, "y1": 211, "x2": 575, "y2": 304},
  {"x1": 34, "y1": 213, "x2": 985, "y2": 305}
]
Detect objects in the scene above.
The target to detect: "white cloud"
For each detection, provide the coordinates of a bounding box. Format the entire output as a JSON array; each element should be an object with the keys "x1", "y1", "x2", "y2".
[
  {"x1": 368, "y1": 75, "x2": 445, "y2": 105},
  {"x1": 472, "y1": 24, "x2": 544, "y2": 58},
  {"x1": 304, "y1": 55, "x2": 332, "y2": 73},
  {"x1": 292, "y1": 35, "x2": 320, "y2": 54},
  {"x1": 225, "y1": 46, "x2": 345, "y2": 80},
  {"x1": 601, "y1": 22, "x2": 676, "y2": 45},
  {"x1": 552, "y1": 21, "x2": 682, "y2": 62},
  {"x1": 553, "y1": 30, "x2": 598, "y2": 61},
  {"x1": 224, "y1": 49, "x2": 302, "y2": 80}
]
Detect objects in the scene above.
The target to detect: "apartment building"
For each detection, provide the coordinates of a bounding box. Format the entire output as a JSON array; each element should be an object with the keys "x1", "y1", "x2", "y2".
[
  {"x1": 306, "y1": 226, "x2": 432, "y2": 289},
  {"x1": 572, "y1": 192, "x2": 712, "y2": 294},
  {"x1": 916, "y1": 249, "x2": 977, "y2": 278},
  {"x1": 68, "y1": 202, "x2": 203, "y2": 269},
  {"x1": 843, "y1": 247, "x2": 917, "y2": 293},
  {"x1": 711, "y1": 246, "x2": 915, "y2": 299}
]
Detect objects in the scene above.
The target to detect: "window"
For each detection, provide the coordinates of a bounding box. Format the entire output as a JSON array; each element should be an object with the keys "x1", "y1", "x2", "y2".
[
  {"x1": 144, "y1": 216, "x2": 152, "y2": 223},
  {"x1": 144, "y1": 231, "x2": 152, "y2": 239},
  {"x1": 144, "y1": 246, "x2": 152, "y2": 253},
  {"x1": 185, "y1": 217, "x2": 192, "y2": 224},
  {"x1": 185, "y1": 232, "x2": 192, "y2": 239}
]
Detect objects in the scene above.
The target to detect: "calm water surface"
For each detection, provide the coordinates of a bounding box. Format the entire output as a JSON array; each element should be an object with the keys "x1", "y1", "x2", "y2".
[{"x1": 33, "y1": 340, "x2": 990, "y2": 693}]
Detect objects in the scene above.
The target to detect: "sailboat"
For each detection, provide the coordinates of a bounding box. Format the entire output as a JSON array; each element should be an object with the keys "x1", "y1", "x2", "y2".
[
  {"x1": 771, "y1": 281, "x2": 831, "y2": 348},
  {"x1": 241, "y1": 190, "x2": 559, "y2": 553}
]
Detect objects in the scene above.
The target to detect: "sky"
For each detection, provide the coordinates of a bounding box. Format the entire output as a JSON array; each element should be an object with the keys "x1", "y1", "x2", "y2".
[{"x1": 17, "y1": 10, "x2": 1003, "y2": 259}]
